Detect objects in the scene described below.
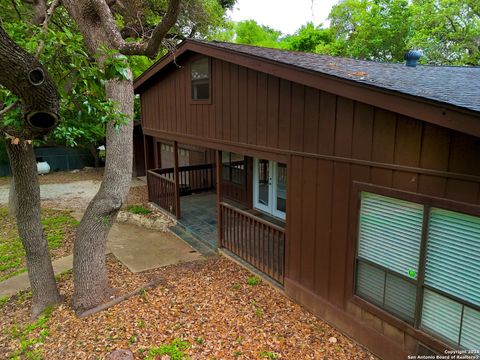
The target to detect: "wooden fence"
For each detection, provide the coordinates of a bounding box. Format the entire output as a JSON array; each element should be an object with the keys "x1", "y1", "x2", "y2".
[
  {"x1": 147, "y1": 169, "x2": 177, "y2": 216},
  {"x1": 220, "y1": 202, "x2": 285, "y2": 284}
]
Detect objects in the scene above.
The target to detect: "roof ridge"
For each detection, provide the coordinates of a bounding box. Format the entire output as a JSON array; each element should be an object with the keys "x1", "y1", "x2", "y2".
[{"x1": 190, "y1": 39, "x2": 480, "y2": 69}]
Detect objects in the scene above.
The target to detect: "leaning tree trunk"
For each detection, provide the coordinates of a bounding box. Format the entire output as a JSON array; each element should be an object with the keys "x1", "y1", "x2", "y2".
[
  {"x1": 0, "y1": 24, "x2": 61, "y2": 317},
  {"x1": 61, "y1": 0, "x2": 180, "y2": 313},
  {"x1": 6, "y1": 142, "x2": 62, "y2": 317},
  {"x1": 72, "y1": 77, "x2": 134, "y2": 312}
]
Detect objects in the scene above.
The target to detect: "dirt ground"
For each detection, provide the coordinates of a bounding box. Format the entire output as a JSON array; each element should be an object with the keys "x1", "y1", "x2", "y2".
[
  {"x1": 0, "y1": 167, "x2": 104, "y2": 187},
  {"x1": 0, "y1": 166, "x2": 148, "y2": 210},
  {"x1": 0, "y1": 257, "x2": 376, "y2": 360}
]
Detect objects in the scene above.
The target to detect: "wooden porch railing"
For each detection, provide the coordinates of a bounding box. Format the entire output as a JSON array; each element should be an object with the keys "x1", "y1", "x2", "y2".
[
  {"x1": 178, "y1": 163, "x2": 215, "y2": 194},
  {"x1": 147, "y1": 169, "x2": 177, "y2": 216},
  {"x1": 147, "y1": 163, "x2": 215, "y2": 215},
  {"x1": 220, "y1": 202, "x2": 285, "y2": 284}
]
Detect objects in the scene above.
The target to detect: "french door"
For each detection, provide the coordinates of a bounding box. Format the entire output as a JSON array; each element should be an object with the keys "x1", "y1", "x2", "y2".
[{"x1": 253, "y1": 158, "x2": 287, "y2": 220}]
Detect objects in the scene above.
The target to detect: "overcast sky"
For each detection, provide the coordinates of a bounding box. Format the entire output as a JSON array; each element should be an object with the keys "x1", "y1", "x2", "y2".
[{"x1": 227, "y1": 0, "x2": 339, "y2": 35}]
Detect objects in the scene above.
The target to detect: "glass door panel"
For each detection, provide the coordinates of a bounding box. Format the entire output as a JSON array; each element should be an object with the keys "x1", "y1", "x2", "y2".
[
  {"x1": 273, "y1": 162, "x2": 287, "y2": 219},
  {"x1": 254, "y1": 159, "x2": 271, "y2": 213},
  {"x1": 254, "y1": 159, "x2": 287, "y2": 220}
]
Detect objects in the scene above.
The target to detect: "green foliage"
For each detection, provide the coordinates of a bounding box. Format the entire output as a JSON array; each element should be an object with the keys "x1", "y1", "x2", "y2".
[
  {"x1": 0, "y1": 140, "x2": 9, "y2": 164},
  {"x1": 282, "y1": 23, "x2": 332, "y2": 53},
  {"x1": 210, "y1": 0, "x2": 479, "y2": 66},
  {"x1": 328, "y1": 0, "x2": 412, "y2": 61},
  {"x1": 1, "y1": 0, "x2": 234, "y2": 149},
  {"x1": 129, "y1": 334, "x2": 138, "y2": 344},
  {"x1": 0, "y1": 207, "x2": 79, "y2": 281},
  {"x1": 0, "y1": 5, "x2": 125, "y2": 147},
  {"x1": 246, "y1": 275, "x2": 261, "y2": 286},
  {"x1": 102, "y1": 48, "x2": 131, "y2": 81},
  {"x1": 235, "y1": 20, "x2": 283, "y2": 48},
  {"x1": 0, "y1": 296, "x2": 9, "y2": 308},
  {"x1": 41, "y1": 212, "x2": 79, "y2": 249},
  {"x1": 260, "y1": 351, "x2": 279, "y2": 359},
  {"x1": 145, "y1": 339, "x2": 190, "y2": 360},
  {"x1": 327, "y1": 0, "x2": 480, "y2": 64},
  {"x1": 8, "y1": 306, "x2": 54, "y2": 359},
  {"x1": 409, "y1": 0, "x2": 480, "y2": 65},
  {"x1": 127, "y1": 205, "x2": 153, "y2": 215}
]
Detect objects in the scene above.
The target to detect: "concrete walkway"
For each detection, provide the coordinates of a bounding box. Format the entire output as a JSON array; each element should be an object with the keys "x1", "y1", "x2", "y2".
[
  {"x1": 0, "y1": 222, "x2": 204, "y2": 298},
  {"x1": 0, "y1": 255, "x2": 74, "y2": 298},
  {"x1": 108, "y1": 223, "x2": 203, "y2": 273}
]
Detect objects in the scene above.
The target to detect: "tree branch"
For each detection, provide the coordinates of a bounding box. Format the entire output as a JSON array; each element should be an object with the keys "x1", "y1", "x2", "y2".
[
  {"x1": 0, "y1": 101, "x2": 19, "y2": 117},
  {"x1": 35, "y1": 0, "x2": 61, "y2": 57},
  {"x1": 10, "y1": 0, "x2": 23, "y2": 20},
  {"x1": 28, "y1": 0, "x2": 47, "y2": 26},
  {"x1": 0, "y1": 25, "x2": 59, "y2": 134},
  {"x1": 104, "y1": 0, "x2": 182, "y2": 57}
]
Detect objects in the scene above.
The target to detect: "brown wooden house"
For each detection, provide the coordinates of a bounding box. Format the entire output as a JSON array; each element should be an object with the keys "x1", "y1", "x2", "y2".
[{"x1": 134, "y1": 40, "x2": 480, "y2": 359}]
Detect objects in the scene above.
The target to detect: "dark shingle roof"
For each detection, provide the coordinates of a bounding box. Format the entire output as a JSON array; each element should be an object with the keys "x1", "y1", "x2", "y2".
[{"x1": 197, "y1": 40, "x2": 480, "y2": 113}]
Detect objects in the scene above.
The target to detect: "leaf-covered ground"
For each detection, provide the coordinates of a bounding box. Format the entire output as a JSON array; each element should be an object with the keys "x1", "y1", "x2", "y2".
[
  {"x1": 0, "y1": 206, "x2": 79, "y2": 281},
  {"x1": 0, "y1": 256, "x2": 376, "y2": 360}
]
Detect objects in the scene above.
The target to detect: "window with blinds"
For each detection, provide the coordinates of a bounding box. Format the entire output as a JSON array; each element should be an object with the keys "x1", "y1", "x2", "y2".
[
  {"x1": 356, "y1": 193, "x2": 422, "y2": 324},
  {"x1": 355, "y1": 192, "x2": 480, "y2": 350}
]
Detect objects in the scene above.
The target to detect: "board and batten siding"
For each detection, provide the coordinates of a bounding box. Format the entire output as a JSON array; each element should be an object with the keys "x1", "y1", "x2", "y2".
[{"x1": 140, "y1": 54, "x2": 480, "y2": 360}]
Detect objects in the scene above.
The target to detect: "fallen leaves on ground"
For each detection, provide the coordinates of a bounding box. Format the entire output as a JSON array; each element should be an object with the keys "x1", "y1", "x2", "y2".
[
  {"x1": 126, "y1": 185, "x2": 149, "y2": 206},
  {"x1": 0, "y1": 256, "x2": 376, "y2": 360}
]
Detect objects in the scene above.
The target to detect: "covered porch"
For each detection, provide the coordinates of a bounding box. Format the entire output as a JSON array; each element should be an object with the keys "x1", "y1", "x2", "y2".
[{"x1": 145, "y1": 140, "x2": 286, "y2": 285}]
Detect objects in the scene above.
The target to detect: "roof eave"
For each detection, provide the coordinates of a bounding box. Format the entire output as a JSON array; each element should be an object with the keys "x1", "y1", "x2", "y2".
[{"x1": 134, "y1": 40, "x2": 480, "y2": 138}]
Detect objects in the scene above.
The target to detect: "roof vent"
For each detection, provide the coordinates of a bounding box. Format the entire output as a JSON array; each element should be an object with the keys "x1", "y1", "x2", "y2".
[{"x1": 404, "y1": 50, "x2": 422, "y2": 67}]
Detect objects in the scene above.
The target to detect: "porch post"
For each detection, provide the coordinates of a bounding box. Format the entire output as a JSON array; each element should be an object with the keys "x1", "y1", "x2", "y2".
[
  {"x1": 173, "y1": 140, "x2": 181, "y2": 219},
  {"x1": 216, "y1": 150, "x2": 223, "y2": 248}
]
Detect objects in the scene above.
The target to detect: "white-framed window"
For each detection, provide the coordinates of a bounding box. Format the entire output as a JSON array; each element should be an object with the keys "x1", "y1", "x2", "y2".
[
  {"x1": 191, "y1": 57, "x2": 209, "y2": 100},
  {"x1": 253, "y1": 158, "x2": 287, "y2": 220},
  {"x1": 355, "y1": 191, "x2": 480, "y2": 350}
]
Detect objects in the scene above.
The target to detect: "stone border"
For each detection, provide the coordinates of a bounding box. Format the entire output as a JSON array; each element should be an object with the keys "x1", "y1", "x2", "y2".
[{"x1": 117, "y1": 204, "x2": 176, "y2": 231}]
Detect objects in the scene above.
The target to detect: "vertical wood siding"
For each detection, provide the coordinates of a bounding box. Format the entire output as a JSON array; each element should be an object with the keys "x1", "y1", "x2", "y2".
[{"x1": 140, "y1": 55, "x2": 480, "y2": 357}]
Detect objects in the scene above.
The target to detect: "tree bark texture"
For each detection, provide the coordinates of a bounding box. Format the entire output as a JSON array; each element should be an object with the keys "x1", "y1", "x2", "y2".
[
  {"x1": 61, "y1": 0, "x2": 135, "y2": 312},
  {"x1": 61, "y1": 0, "x2": 180, "y2": 312},
  {"x1": 0, "y1": 25, "x2": 59, "y2": 135},
  {"x1": 72, "y1": 78, "x2": 134, "y2": 312},
  {"x1": 6, "y1": 142, "x2": 61, "y2": 317},
  {"x1": 8, "y1": 179, "x2": 18, "y2": 217}
]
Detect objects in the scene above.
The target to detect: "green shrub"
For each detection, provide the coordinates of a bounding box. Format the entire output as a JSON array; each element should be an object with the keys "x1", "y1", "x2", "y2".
[
  {"x1": 145, "y1": 338, "x2": 190, "y2": 360},
  {"x1": 246, "y1": 275, "x2": 261, "y2": 286},
  {"x1": 127, "y1": 205, "x2": 152, "y2": 215}
]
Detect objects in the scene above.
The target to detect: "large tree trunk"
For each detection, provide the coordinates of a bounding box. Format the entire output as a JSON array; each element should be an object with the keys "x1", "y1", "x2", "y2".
[
  {"x1": 6, "y1": 142, "x2": 61, "y2": 317},
  {"x1": 61, "y1": 0, "x2": 180, "y2": 313},
  {"x1": 0, "y1": 23, "x2": 61, "y2": 317},
  {"x1": 72, "y1": 78, "x2": 134, "y2": 312}
]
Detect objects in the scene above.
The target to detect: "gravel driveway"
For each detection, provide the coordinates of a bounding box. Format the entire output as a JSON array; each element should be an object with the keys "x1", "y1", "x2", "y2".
[{"x1": 0, "y1": 180, "x2": 101, "y2": 208}]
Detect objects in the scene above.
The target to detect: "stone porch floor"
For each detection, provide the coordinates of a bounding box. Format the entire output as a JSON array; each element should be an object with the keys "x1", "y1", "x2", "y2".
[{"x1": 178, "y1": 192, "x2": 217, "y2": 249}]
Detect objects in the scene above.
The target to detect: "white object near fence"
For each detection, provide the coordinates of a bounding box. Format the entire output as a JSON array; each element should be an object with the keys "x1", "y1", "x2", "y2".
[{"x1": 37, "y1": 161, "x2": 50, "y2": 175}]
